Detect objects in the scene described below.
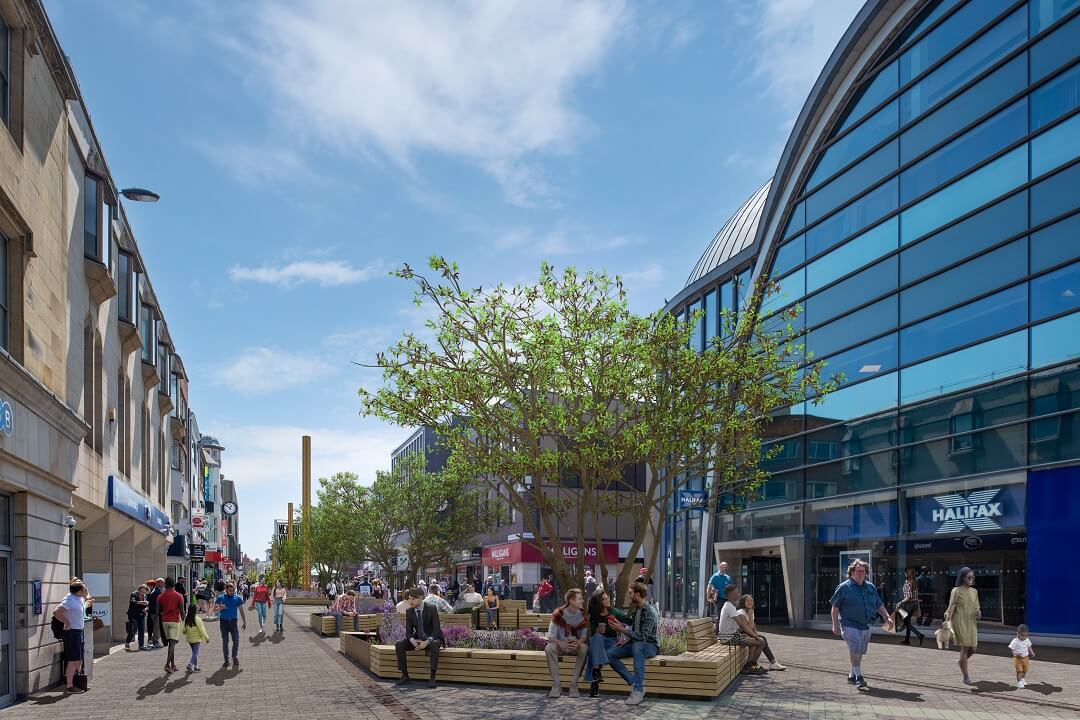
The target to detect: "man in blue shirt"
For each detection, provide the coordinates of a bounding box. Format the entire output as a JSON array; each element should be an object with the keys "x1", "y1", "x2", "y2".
[
  {"x1": 830, "y1": 559, "x2": 893, "y2": 687},
  {"x1": 214, "y1": 580, "x2": 247, "y2": 669},
  {"x1": 706, "y1": 562, "x2": 733, "y2": 629}
]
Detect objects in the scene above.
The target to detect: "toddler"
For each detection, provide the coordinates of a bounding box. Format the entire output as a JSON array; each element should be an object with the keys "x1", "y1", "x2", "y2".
[
  {"x1": 183, "y1": 603, "x2": 210, "y2": 672},
  {"x1": 1007, "y1": 624, "x2": 1034, "y2": 688}
]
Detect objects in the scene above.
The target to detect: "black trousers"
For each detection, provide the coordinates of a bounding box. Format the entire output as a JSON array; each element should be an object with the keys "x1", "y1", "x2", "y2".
[
  {"x1": 126, "y1": 614, "x2": 146, "y2": 647},
  {"x1": 395, "y1": 638, "x2": 442, "y2": 678}
]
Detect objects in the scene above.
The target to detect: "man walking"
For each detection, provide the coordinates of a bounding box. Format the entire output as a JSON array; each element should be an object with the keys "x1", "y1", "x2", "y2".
[
  {"x1": 53, "y1": 581, "x2": 88, "y2": 693},
  {"x1": 214, "y1": 580, "x2": 247, "y2": 668},
  {"x1": 831, "y1": 559, "x2": 893, "y2": 687},
  {"x1": 157, "y1": 578, "x2": 186, "y2": 673},
  {"x1": 545, "y1": 589, "x2": 589, "y2": 698},
  {"x1": 583, "y1": 570, "x2": 598, "y2": 599},
  {"x1": 606, "y1": 581, "x2": 659, "y2": 705},
  {"x1": 394, "y1": 588, "x2": 443, "y2": 688},
  {"x1": 706, "y1": 562, "x2": 734, "y2": 626}
]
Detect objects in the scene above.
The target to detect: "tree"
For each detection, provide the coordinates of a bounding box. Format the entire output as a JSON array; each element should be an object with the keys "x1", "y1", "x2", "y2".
[
  {"x1": 271, "y1": 531, "x2": 304, "y2": 589},
  {"x1": 377, "y1": 453, "x2": 488, "y2": 585},
  {"x1": 309, "y1": 472, "x2": 367, "y2": 585},
  {"x1": 360, "y1": 257, "x2": 833, "y2": 602},
  {"x1": 319, "y1": 470, "x2": 399, "y2": 594}
]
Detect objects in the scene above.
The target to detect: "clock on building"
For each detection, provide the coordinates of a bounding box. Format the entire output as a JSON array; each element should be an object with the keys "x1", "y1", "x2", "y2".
[{"x1": 222, "y1": 501, "x2": 238, "y2": 516}]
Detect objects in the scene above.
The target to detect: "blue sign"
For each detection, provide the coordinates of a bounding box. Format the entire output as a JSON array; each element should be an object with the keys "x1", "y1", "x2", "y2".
[
  {"x1": 0, "y1": 397, "x2": 13, "y2": 436},
  {"x1": 677, "y1": 489, "x2": 707, "y2": 511},
  {"x1": 108, "y1": 475, "x2": 170, "y2": 532},
  {"x1": 202, "y1": 466, "x2": 211, "y2": 504},
  {"x1": 908, "y1": 484, "x2": 1025, "y2": 537}
]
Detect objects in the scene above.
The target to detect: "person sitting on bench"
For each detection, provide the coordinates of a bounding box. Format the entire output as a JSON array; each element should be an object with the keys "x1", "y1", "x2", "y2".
[{"x1": 394, "y1": 587, "x2": 443, "y2": 688}]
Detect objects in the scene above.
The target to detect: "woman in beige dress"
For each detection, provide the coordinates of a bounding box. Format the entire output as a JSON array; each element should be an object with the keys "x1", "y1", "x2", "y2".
[{"x1": 945, "y1": 567, "x2": 981, "y2": 684}]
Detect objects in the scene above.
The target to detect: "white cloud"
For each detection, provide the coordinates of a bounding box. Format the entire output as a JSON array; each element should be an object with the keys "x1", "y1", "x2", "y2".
[
  {"x1": 211, "y1": 348, "x2": 336, "y2": 395},
  {"x1": 619, "y1": 263, "x2": 666, "y2": 289},
  {"x1": 229, "y1": 260, "x2": 386, "y2": 287},
  {"x1": 212, "y1": 422, "x2": 407, "y2": 554},
  {"x1": 192, "y1": 139, "x2": 314, "y2": 187},
  {"x1": 747, "y1": 0, "x2": 864, "y2": 117},
  {"x1": 492, "y1": 224, "x2": 636, "y2": 256},
  {"x1": 230, "y1": 0, "x2": 627, "y2": 205}
]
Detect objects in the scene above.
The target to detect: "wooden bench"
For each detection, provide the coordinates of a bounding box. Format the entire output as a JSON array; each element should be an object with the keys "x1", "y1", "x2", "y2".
[
  {"x1": 310, "y1": 612, "x2": 360, "y2": 636},
  {"x1": 285, "y1": 596, "x2": 327, "y2": 606},
  {"x1": 355, "y1": 613, "x2": 475, "y2": 635},
  {"x1": 339, "y1": 622, "x2": 747, "y2": 699},
  {"x1": 684, "y1": 617, "x2": 748, "y2": 688}
]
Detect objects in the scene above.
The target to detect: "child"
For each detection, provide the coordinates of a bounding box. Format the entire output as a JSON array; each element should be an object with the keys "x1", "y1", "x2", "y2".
[
  {"x1": 183, "y1": 603, "x2": 210, "y2": 672},
  {"x1": 1008, "y1": 624, "x2": 1034, "y2": 688}
]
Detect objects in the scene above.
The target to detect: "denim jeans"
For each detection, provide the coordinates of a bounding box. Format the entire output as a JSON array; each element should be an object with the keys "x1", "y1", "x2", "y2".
[
  {"x1": 126, "y1": 614, "x2": 146, "y2": 648},
  {"x1": 254, "y1": 602, "x2": 268, "y2": 625},
  {"x1": 607, "y1": 641, "x2": 658, "y2": 692},
  {"x1": 273, "y1": 599, "x2": 285, "y2": 625},
  {"x1": 220, "y1": 619, "x2": 239, "y2": 661},
  {"x1": 589, "y1": 633, "x2": 618, "y2": 670}
]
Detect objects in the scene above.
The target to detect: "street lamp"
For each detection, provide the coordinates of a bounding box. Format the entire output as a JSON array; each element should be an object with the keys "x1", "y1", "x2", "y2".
[{"x1": 120, "y1": 187, "x2": 160, "y2": 203}]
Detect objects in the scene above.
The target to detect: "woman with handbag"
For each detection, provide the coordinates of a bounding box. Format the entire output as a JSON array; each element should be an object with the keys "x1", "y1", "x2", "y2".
[
  {"x1": 945, "y1": 567, "x2": 981, "y2": 684},
  {"x1": 898, "y1": 567, "x2": 925, "y2": 646}
]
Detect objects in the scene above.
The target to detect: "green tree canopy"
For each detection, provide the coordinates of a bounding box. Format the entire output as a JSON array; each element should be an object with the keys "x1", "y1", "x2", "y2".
[{"x1": 360, "y1": 257, "x2": 833, "y2": 601}]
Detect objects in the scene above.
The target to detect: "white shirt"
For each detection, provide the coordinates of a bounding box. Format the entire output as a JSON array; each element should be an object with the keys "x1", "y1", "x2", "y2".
[
  {"x1": 718, "y1": 601, "x2": 744, "y2": 635},
  {"x1": 1008, "y1": 637, "x2": 1032, "y2": 657},
  {"x1": 60, "y1": 594, "x2": 86, "y2": 631}
]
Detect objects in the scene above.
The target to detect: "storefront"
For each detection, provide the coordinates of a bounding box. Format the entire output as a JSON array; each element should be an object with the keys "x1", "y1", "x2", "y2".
[{"x1": 481, "y1": 539, "x2": 643, "y2": 604}]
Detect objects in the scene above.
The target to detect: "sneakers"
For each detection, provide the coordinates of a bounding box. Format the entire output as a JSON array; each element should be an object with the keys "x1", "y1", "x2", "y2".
[
  {"x1": 568, "y1": 686, "x2": 580, "y2": 698},
  {"x1": 769, "y1": 661, "x2": 787, "y2": 671},
  {"x1": 394, "y1": 676, "x2": 412, "y2": 686},
  {"x1": 222, "y1": 661, "x2": 230, "y2": 669},
  {"x1": 185, "y1": 664, "x2": 193, "y2": 672},
  {"x1": 848, "y1": 675, "x2": 858, "y2": 685},
  {"x1": 625, "y1": 688, "x2": 644, "y2": 705},
  {"x1": 125, "y1": 643, "x2": 131, "y2": 650},
  {"x1": 857, "y1": 675, "x2": 868, "y2": 688},
  {"x1": 1017, "y1": 679, "x2": 1027, "y2": 688}
]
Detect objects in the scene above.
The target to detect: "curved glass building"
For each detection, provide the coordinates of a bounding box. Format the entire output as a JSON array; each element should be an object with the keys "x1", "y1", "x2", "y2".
[{"x1": 662, "y1": 0, "x2": 1080, "y2": 637}]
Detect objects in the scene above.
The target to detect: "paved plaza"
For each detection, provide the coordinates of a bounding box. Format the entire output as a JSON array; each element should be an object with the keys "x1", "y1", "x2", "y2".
[{"x1": 4, "y1": 606, "x2": 1077, "y2": 720}]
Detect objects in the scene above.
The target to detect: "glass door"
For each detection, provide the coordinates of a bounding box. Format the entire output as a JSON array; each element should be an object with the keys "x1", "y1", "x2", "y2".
[{"x1": 0, "y1": 553, "x2": 12, "y2": 707}]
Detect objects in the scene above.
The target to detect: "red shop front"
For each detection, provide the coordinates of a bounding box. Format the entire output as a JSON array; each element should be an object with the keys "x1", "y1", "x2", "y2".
[{"x1": 481, "y1": 540, "x2": 640, "y2": 601}]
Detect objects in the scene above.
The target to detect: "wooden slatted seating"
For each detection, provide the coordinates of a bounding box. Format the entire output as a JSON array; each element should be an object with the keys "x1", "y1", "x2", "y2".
[
  {"x1": 355, "y1": 613, "x2": 475, "y2": 635},
  {"x1": 339, "y1": 618, "x2": 748, "y2": 700},
  {"x1": 310, "y1": 612, "x2": 361, "y2": 636}
]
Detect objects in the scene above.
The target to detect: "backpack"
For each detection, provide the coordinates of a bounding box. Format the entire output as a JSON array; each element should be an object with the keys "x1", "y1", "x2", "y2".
[{"x1": 51, "y1": 616, "x2": 64, "y2": 640}]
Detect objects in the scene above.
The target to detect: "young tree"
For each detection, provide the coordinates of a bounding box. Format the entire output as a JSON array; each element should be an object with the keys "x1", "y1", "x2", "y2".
[
  {"x1": 272, "y1": 532, "x2": 304, "y2": 589},
  {"x1": 360, "y1": 258, "x2": 832, "y2": 602},
  {"x1": 319, "y1": 470, "x2": 399, "y2": 594}
]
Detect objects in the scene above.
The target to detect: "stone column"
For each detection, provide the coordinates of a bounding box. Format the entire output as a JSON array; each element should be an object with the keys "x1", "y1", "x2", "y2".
[{"x1": 81, "y1": 515, "x2": 113, "y2": 655}]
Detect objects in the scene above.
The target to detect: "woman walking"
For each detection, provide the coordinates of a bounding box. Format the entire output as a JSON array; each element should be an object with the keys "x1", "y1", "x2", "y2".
[
  {"x1": 898, "y1": 567, "x2": 925, "y2": 646},
  {"x1": 183, "y1": 603, "x2": 210, "y2": 672},
  {"x1": 250, "y1": 575, "x2": 271, "y2": 634},
  {"x1": 483, "y1": 587, "x2": 500, "y2": 629},
  {"x1": 586, "y1": 590, "x2": 630, "y2": 697},
  {"x1": 272, "y1": 579, "x2": 287, "y2": 631},
  {"x1": 945, "y1": 567, "x2": 981, "y2": 684}
]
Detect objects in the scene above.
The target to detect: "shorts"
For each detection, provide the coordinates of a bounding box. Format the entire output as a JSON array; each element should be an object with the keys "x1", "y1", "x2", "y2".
[
  {"x1": 841, "y1": 626, "x2": 871, "y2": 655},
  {"x1": 62, "y1": 629, "x2": 84, "y2": 662},
  {"x1": 731, "y1": 631, "x2": 753, "y2": 646},
  {"x1": 1013, "y1": 655, "x2": 1030, "y2": 673},
  {"x1": 162, "y1": 622, "x2": 181, "y2": 642}
]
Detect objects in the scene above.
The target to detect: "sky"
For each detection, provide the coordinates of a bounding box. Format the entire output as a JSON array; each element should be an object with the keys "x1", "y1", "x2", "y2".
[{"x1": 49, "y1": 0, "x2": 862, "y2": 557}]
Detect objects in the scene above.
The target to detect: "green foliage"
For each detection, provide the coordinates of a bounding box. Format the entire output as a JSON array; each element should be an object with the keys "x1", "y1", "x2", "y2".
[
  {"x1": 272, "y1": 531, "x2": 304, "y2": 589},
  {"x1": 359, "y1": 257, "x2": 834, "y2": 601}
]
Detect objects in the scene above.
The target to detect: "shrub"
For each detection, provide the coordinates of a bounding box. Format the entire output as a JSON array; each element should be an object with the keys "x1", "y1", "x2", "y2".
[
  {"x1": 379, "y1": 611, "x2": 405, "y2": 644},
  {"x1": 658, "y1": 618, "x2": 687, "y2": 656},
  {"x1": 441, "y1": 624, "x2": 470, "y2": 646}
]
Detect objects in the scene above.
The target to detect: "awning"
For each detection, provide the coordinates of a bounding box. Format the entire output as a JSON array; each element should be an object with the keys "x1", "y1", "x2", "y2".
[
  {"x1": 203, "y1": 550, "x2": 223, "y2": 563},
  {"x1": 167, "y1": 534, "x2": 189, "y2": 558}
]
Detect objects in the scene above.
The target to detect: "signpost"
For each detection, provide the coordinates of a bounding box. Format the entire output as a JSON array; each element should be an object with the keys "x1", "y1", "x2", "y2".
[{"x1": 190, "y1": 543, "x2": 206, "y2": 561}]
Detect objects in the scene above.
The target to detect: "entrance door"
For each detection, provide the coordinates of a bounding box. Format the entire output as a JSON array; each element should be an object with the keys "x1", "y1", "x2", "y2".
[
  {"x1": 0, "y1": 553, "x2": 12, "y2": 707},
  {"x1": 744, "y1": 556, "x2": 788, "y2": 625}
]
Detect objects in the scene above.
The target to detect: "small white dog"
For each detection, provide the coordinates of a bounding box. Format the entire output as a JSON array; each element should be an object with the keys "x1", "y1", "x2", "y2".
[{"x1": 935, "y1": 621, "x2": 953, "y2": 649}]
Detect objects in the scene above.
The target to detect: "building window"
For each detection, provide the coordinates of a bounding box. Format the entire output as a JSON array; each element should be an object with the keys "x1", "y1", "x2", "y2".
[
  {"x1": 0, "y1": 15, "x2": 10, "y2": 129},
  {"x1": 118, "y1": 370, "x2": 130, "y2": 478},
  {"x1": 83, "y1": 174, "x2": 102, "y2": 260},
  {"x1": 82, "y1": 324, "x2": 94, "y2": 446},
  {"x1": 158, "y1": 430, "x2": 166, "y2": 507},
  {"x1": 841, "y1": 435, "x2": 862, "y2": 475},
  {"x1": 141, "y1": 406, "x2": 151, "y2": 494},
  {"x1": 94, "y1": 332, "x2": 103, "y2": 454},
  {"x1": 139, "y1": 297, "x2": 155, "y2": 363},
  {"x1": 0, "y1": 232, "x2": 7, "y2": 350},
  {"x1": 117, "y1": 252, "x2": 134, "y2": 322},
  {"x1": 949, "y1": 412, "x2": 978, "y2": 454}
]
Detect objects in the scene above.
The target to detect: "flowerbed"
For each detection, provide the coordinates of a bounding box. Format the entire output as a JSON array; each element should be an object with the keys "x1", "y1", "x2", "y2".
[{"x1": 378, "y1": 611, "x2": 687, "y2": 655}]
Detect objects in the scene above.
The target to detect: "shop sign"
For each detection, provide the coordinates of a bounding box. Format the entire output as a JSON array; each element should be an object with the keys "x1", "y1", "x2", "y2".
[
  {"x1": 482, "y1": 540, "x2": 621, "y2": 566},
  {"x1": 911, "y1": 485, "x2": 1025, "y2": 536},
  {"x1": 191, "y1": 515, "x2": 206, "y2": 528},
  {"x1": 931, "y1": 489, "x2": 1003, "y2": 533},
  {"x1": 0, "y1": 397, "x2": 13, "y2": 437},
  {"x1": 190, "y1": 543, "x2": 206, "y2": 560},
  {"x1": 677, "y1": 490, "x2": 707, "y2": 511},
  {"x1": 107, "y1": 475, "x2": 170, "y2": 532}
]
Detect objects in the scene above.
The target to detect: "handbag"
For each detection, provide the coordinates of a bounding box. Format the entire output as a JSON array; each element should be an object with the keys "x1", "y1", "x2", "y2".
[
  {"x1": 92, "y1": 617, "x2": 104, "y2": 631},
  {"x1": 73, "y1": 670, "x2": 88, "y2": 691}
]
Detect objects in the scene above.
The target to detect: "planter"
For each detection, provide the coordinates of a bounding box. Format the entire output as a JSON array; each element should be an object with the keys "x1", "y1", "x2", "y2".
[
  {"x1": 310, "y1": 612, "x2": 360, "y2": 636},
  {"x1": 355, "y1": 613, "x2": 476, "y2": 633},
  {"x1": 285, "y1": 597, "x2": 327, "y2": 606},
  {"x1": 339, "y1": 630, "x2": 746, "y2": 699}
]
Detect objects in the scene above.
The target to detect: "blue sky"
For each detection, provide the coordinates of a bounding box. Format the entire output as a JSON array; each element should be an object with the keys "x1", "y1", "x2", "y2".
[{"x1": 49, "y1": 0, "x2": 862, "y2": 556}]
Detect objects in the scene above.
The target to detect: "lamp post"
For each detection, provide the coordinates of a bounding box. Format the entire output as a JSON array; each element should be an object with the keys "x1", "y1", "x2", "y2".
[{"x1": 119, "y1": 187, "x2": 160, "y2": 203}]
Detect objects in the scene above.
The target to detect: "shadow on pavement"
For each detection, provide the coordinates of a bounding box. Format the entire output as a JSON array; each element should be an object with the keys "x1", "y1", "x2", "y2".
[
  {"x1": 971, "y1": 680, "x2": 1017, "y2": 695},
  {"x1": 858, "y1": 685, "x2": 925, "y2": 702},
  {"x1": 136, "y1": 675, "x2": 169, "y2": 700},
  {"x1": 204, "y1": 666, "x2": 242, "y2": 687},
  {"x1": 26, "y1": 692, "x2": 70, "y2": 706},
  {"x1": 270, "y1": 630, "x2": 285, "y2": 644},
  {"x1": 1025, "y1": 682, "x2": 1065, "y2": 697},
  {"x1": 249, "y1": 632, "x2": 267, "y2": 647},
  {"x1": 164, "y1": 672, "x2": 194, "y2": 693}
]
